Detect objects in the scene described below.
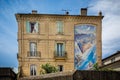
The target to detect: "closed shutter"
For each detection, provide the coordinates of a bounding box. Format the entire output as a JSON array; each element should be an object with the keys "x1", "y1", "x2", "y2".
[
  {"x1": 57, "y1": 21, "x2": 60, "y2": 33},
  {"x1": 57, "y1": 21, "x2": 63, "y2": 34},
  {"x1": 26, "y1": 21, "x2": 30, "y2": 33},
  {"x1": 59, "y1": 21, "x2": 63, "y2": 33}
]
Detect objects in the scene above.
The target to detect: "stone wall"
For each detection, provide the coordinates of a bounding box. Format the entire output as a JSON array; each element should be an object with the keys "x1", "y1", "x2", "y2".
[
  {"x1": 19, "y1": 70, "x2": 120, "y2": 80},
  {"x1": 73, "y1": 70, "x2": 120, "y2": 80},
  {"x1": 19, "y1": 71, "x2": 74, "y2": 80}
]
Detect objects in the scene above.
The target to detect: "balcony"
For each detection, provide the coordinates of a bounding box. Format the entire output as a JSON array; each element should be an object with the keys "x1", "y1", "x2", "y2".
[
  {"x1": 54, "y1": 51, "x2": 67, "y2": 60},
  {"x1": 27, "y1": 51, "x2": 41, "y2": 58}
]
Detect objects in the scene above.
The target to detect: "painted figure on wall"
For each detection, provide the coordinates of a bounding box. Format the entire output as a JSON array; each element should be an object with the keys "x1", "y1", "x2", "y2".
[
  {"x1": 74, "y1": 24, "x2": 97, "y2": 70},
  {"x1": 26, "y1": 21, "x2": 38, "y2": 33}
]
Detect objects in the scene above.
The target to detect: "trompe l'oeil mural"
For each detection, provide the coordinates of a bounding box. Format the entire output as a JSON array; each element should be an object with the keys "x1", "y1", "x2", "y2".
[{"x1": 74, "y1": 24, "x2": 97, "y2": 70}]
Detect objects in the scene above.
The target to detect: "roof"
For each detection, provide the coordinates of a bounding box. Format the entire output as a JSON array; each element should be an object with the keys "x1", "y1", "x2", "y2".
[
  {"x1": 15, "y1": 13, "x2": 104, "y2": 18},
  {"x1": 102, "y1": 51, "x2": 120, "y2": 61},
  {"x1": 0, "y1": 67, "x2": 16, "y2": 77}
]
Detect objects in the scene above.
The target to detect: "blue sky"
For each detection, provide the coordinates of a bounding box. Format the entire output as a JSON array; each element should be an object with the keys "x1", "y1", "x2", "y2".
[{"x1": 0, "y1": 0, "x2": 120, "y2": 72}]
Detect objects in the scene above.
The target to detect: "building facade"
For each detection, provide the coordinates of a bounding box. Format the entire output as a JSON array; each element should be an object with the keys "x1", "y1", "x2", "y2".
[
  {"x1": 102, "y1": 51, "x2": 120, "y2": 71},
  {"x1": 16, "y1": 9, "x2": 103, "y2": 77}
]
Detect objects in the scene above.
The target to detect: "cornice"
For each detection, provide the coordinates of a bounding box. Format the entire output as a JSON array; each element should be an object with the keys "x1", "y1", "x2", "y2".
[{"x1": 15, "y1": 14, "x2": 103, "y2": 22}]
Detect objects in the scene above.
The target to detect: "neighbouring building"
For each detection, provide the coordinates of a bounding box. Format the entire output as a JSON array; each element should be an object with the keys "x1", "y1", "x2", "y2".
[
  {"x1": 102, "y1": 51, "x2": 120, "y2": 71},
  {"x1": 15, "y1": 8, "x2": 103, "y2": 77},
  {"x1": 0, "y1": 67, "x2": 16, "y2": 80}
]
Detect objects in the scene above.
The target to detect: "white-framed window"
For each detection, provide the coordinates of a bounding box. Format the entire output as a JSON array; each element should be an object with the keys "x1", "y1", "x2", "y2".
[
  {"x1": 30, "y1": 42, "x2": 37, "y2": 56},
  {"x1": 26, "y1": 21, "x2": 39, "y2": 33},
  {"x1": 30, "y1": 64, "x2": 37, "y2": 76},
  {"x1": 56, "y1": 21, "x2": 63, "y2": 34},
  {"x1": 55, "y1": 43, "x2": 65, "y2": 56}
]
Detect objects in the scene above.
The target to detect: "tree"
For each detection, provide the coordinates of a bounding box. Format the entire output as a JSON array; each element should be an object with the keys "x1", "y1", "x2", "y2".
[{"x1": 40, "y1": 63, "x2": 58, "y2": 74}]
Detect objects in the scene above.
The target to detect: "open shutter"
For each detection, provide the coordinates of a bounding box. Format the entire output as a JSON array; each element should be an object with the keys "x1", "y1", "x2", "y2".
[
  {"x1": 62, "y1": 43, "x2": 65, "y2": 56},
  {"x1": 35, "y1": 22, "x2": 38, "y2": 33},
  {"x1": 26, "y1": 21, "x2": 30, "y2": 33},
  {"x1": 55, "y1": 43, "x2": 57, "y2": 56}
]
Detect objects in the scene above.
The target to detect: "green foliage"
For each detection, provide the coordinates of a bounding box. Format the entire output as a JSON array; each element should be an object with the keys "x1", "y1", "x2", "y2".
[
  {"x1": 93, "y1": 63, "x2": 113, "y2": 71},
  {"x1": 93, "y1": 63, "x2": 100, "y2": 71},
  {"x1": 41, "y1": 63, "x2": 58, "y2": 74}
]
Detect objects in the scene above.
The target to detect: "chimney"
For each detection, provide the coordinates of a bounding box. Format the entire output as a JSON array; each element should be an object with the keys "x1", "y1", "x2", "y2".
[
  {"x1": 32, "y1": 10, "x2": 37, "y2": 14},
  {"x1": 98, "y1": 11, "x2": 102, "y2": 16},
  {"x1": 81, "y1": 8, "x2": 87, "y2": 16}
]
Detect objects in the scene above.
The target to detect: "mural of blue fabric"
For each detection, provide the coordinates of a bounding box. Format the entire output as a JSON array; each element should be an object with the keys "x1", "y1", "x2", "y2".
[{"x1": 74, "y1": 24, "x2": 97, "y2": 70}]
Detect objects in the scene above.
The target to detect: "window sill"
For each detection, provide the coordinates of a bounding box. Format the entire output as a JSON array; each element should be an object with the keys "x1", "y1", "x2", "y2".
[
  {"x1": 56, "y1": 32, "x2": 64, "y2": 35},
  {"x1": 27, "y1": 57, "x2": 40, "y2": 59},
  {"x1": 25, "y1": 33, "x2": 39, "y2": 35},
  {"x1": 54, "y1": 57, "x2": 67, "y2": 60}
]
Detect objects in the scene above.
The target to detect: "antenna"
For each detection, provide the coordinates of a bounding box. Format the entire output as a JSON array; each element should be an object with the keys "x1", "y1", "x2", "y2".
[
  {"x1": 61, "y1": 9, "x2": 71, "y2": 15},
  {"x1": 86, "y1": 5, "x2": 94, "y2": 9}
]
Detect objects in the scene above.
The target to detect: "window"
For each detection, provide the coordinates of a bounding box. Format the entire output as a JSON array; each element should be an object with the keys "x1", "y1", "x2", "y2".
[
  {"x1": 30, "y1": 42, "x2": 37, "y2": 56},
  {"x1": 26, "y1": 21, "x2": 38, "y2": 33},
  {"x1": 111, "y1": 58, "x2": 115, "y2": 63},
  {"x1": 30, "y1": 64, "x2": 36, "y2": 76},
  {"x1": 58, "y1": 65, "x2": 63, "y2": 71},
  {"x1": 57, "y1": 21, "x2": 63, "y2": 34},
  {"x1": 55, "y1": 43, "x2": 65, "y2": 56}
]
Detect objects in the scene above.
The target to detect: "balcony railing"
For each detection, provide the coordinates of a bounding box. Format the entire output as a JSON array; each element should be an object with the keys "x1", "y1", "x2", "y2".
[
  {"x1": 27, "y1": 51, "x2": 41, "y2": 57},
  {"x1": 57, "y1": 32, "x2": 64, "y2": 35},
  {"x1": 54, "y1": 51, "x2": 67, "y2": 59}
]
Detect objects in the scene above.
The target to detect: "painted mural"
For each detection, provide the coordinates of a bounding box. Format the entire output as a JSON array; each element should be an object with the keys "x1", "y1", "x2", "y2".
[{"x1": 74, "y1": 24, "x2": 97, "y2": 70}]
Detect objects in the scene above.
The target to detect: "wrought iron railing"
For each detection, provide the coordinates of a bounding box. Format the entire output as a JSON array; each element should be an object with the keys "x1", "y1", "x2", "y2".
[
  {"x1": 27, "y1": 51, "x2": 41, "y2": 57},
  {"x1": 54, "y1": 51, "x2": 67, "y2": 59}
]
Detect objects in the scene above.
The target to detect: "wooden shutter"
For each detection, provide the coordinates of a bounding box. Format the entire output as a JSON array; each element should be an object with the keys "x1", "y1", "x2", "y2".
[
  {"x1": 26, "y1": 21, "x2": 30, "y2": 33},
  {"x1": 35, "y1": 22, "x2": 38, "y2": 33}
]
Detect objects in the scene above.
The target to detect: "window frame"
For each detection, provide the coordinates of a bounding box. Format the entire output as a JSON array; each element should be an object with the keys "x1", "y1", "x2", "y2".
[
  {"x1": 26, "y1": 21, "x2": 39, "y2": 34},
  {"x1": 30, "y1": 64, "x2": 37, "y2": 76},
  {"x1": 29, "y1": 42, "x2": 37, "y2": 57},
  {"x1": 55, "y1": 42, "x2": 65, "y2": 57},
  {"x1": 58, "y1": 65, "x2": 63, "y2": 72},
  {"x1": 56, "y1": 21, "x2": 64, "y2": 34}
]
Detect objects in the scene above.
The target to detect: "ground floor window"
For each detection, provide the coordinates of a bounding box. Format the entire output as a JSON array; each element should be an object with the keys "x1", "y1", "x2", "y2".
[
  {"x1": 58, "y1": 65, "x2": 63, "y2": 71},
  {"x1": 30, "y1": 64, "x2": 37, "y2": 76}
]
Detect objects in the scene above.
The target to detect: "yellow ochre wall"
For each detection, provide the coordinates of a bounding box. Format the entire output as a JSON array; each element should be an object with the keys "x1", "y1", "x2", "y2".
[{"x1": 16, "y1": 13, "x2": 103, "y2": 77}]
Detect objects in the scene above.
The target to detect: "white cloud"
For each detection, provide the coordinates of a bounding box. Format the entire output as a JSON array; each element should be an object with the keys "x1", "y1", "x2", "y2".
[{"x1": 90, "y1": 0, "x2": 120, "y2": 58}]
